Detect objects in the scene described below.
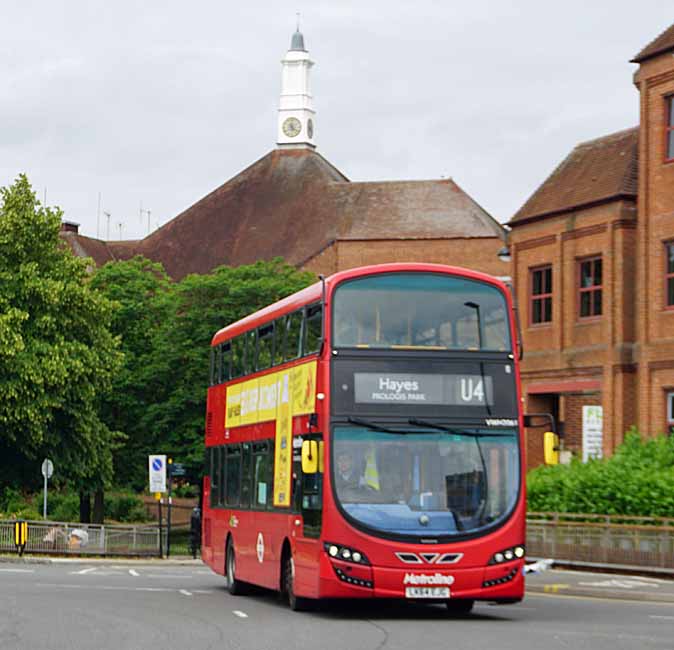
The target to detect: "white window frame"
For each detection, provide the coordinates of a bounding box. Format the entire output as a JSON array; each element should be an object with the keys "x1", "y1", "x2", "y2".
[{"x1": 667, "y1": 391, "x2": 674, "y2": 432}]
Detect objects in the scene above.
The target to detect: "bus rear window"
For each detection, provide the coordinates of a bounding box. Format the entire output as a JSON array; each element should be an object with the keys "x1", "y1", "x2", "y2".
[{"x1": 333, "y1": 272, "x2": 511, "y2": 352}]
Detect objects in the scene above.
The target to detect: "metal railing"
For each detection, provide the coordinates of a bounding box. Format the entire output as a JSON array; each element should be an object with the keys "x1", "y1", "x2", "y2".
[
  {"x1": 0, "y1": 519, "x2": 165, "y2": 557},
  {"x1": 527, "y1": 512, "x2": 674, "y2": 569}
]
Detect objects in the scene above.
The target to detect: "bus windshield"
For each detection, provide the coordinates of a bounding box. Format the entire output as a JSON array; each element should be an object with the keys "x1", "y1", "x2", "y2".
[
  {"x1": 332, "y1": 272, "x2": 511, "y2": 351},
  {"x1": 332, "y1": 425, "x2": 519, "y2": 539}
]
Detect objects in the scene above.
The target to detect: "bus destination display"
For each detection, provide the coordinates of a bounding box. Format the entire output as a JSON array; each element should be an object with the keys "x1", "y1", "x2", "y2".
[{"x1": 353, "y1": 372, "x2": 493, "y2": 406}]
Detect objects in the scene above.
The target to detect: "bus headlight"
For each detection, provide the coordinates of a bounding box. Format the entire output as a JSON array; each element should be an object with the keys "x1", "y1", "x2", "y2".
[
  {"x1": 488, "y1": 545, "x2": 525, "y2": 565},
  {"x1": 324, "y1": 542, "x2": 370, "y2": 565}
]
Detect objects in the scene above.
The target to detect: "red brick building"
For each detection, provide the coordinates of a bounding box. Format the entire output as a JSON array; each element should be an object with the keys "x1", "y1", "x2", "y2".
[
  {"x1": 510, "y1": 24, "x2": 674, "y2": 467},
  {"x1": 62, "y1": 30, "x2": 508, "y2": 281}
]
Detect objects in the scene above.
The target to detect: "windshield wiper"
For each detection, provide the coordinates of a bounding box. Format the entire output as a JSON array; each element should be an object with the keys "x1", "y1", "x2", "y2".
[
  {"x1": 347, "y1": 417, "x2": 401, "y2": 433},
  {"x1": 407, "y1": 419, "x2": 514, "y2": 437}
]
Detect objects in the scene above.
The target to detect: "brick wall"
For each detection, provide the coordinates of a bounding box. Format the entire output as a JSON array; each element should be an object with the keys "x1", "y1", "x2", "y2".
[
  {"x1": 302, "y1": 236, "x2": 509, "y2": 278},
  {"x1": 562, "y1": 393, "x2": 602, "y2": 457},
  {"x1": 510, "y1": 39, "x2": 674, "y2": 467},
  {"x1": 634, "y1": 52, "x2": 674, "y2": 436}
]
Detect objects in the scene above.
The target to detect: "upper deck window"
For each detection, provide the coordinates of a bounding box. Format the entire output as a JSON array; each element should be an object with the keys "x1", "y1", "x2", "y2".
[{"x1": 333, "y1": 273, "x2": 511, "y2": 352}]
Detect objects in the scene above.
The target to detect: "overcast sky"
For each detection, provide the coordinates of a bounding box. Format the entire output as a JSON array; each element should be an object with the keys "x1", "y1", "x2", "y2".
[{"x1": 0, "y1": 2, "x2": 670, "y2": 241}]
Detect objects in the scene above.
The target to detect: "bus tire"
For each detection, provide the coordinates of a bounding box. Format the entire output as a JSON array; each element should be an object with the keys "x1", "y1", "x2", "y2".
[
  {"x1": 225, "y1": 538, "x2": 246, "y2": 596},
  {"x1": 445, "y1": 599, "x2": 474, "y2": 616},
  {"x1": 283, "y1": 553, "x2": 311, "y2": 611}
]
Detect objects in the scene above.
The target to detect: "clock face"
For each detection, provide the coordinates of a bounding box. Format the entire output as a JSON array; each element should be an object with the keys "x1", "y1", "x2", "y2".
[
  {"x1": 282, "y1": 117, "x2": 302, "y2": 138},
  {"x1": 307, "y1": 119, "x2": 314, "y2": 139}
]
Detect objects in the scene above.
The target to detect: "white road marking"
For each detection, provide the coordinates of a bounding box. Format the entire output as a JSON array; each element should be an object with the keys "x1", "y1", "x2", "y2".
[
  {"x1": 144, "y1": 574, "x2": 192, "y2": 579},
  {"x1": 578, "y1": 578, "x2": 659, "y2": 589},
  {"x1": 192, "y1": 590, "x2": 214, "y2": 594},
  {"x1": 232, "y1": 610, "x2": 248, "y2": 619},
  {"x1": 72, "y1": 567, "x2": 97, "y2": 575},
  {"x1": 649, "y1": 615, "x2": 674, "y2": 620},
  {"x1": 0, "y1": 568, "x2": 35, "y2": 573},
  {"x1": 36, "y1": 583, "x2": 209, "y2": 595},
  {"x1": 129, "y1": 569, "x2": 140, "y2": 577}
]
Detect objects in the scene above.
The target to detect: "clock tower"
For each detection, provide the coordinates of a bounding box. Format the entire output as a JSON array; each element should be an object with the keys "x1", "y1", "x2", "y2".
[{"x1": 277, "y1": 28, "x2": 316, "y2": 149}]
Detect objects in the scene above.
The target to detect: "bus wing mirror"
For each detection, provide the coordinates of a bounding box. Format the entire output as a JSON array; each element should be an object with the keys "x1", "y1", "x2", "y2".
[
  {"x1": 523, "y1": 413, "x2": 560, "y2": 436},
  {"x1": 544, "y1": 431, "x2": 559, "y2": 466},
  {"x1": 302, "y1": 440, "x2": 319, "y2": 474}
]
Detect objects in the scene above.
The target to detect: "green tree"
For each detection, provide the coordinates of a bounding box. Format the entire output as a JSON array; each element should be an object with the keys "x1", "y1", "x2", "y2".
[
  {"x1": 145, "y1": 259, "x2": 314, "y2": 477},
  {"x1": 0, "y1": 175, "x2": 122, "y2": 498},
  {"x1": 90, "y1": 256, "x2": 173, "y2": 488}
]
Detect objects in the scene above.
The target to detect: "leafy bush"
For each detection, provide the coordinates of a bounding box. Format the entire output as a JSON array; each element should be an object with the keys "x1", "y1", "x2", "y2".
[
  {"x1": 0, "y1": 487, "x2": 40, "y2": 520},
  {"x1": 104, "y1": 492, "x2": 147, "y2": 522},
  {"x1": 527, "y1": 429, "x2": 674, "y2": 516},
  {"x1": 47, "y1": 492, "x2": 80, "y2": 522}
]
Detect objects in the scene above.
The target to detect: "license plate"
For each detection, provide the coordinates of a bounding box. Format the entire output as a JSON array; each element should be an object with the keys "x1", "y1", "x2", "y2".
[{"x1": 405, "y1": 587, "x2": 450, "y2": 599}]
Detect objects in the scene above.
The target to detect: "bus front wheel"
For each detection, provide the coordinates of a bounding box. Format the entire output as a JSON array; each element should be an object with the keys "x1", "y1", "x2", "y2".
[
  {"x1": 445, "y1": 599, "x2": 474, "y2": 616},
  {"x1": 225, "y1": 539, "x2": 246, "y2": 596},
  {"x1": 283, "y1": 554, "x2": 311, "y2": 611}
]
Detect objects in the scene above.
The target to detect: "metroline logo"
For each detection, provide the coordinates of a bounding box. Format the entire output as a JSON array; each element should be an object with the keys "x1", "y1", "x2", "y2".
[{"x1": 403, "y1": 573, "x2": 455, "y2": 586}]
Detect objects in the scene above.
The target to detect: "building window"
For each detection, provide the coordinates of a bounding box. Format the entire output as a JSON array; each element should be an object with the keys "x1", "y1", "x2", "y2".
[
  {"x1": 530, "y1": 265, "x2": 552, "y2": 324},
  {"x1": 667, "y1": 391, "x2": 674, "y2": 435},
  {"x1": 578, "y1": 257, "x2": 602, "y2": 318},
  {"x1": 665, "y1": 95, "x2": 674, "y2": 160},
  {"x1": 666, "y1": 241, "x2": 674, "y2": 309}
]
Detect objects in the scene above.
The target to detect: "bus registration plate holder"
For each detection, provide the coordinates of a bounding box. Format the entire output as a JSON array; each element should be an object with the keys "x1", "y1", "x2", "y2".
[{"x1": 405, "y1": 587, "x2": 450, "y2": 599}]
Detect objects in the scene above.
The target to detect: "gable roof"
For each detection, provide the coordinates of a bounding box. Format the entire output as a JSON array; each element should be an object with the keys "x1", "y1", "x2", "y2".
[
  {"x1": 65, "y1": 148, "x2": 504, "y2": 279},
  {"x1": 330, "y1": 179, "x2": 505, "y2": 240},
  {"x1": 632, "y1": 23, "x2": 674, "y2": 63},
  {"x1": 509, "y1": 127, "x2": 638, "y2": 226}
]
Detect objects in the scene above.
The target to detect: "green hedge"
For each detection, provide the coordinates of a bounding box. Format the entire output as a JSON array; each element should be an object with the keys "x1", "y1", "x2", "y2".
[
  {"x1": 0, "y1": 489, "x2": 148, "y2": 523},
  {"x1": 527, "y1": 429, "x2": 674, "y2": 517}
]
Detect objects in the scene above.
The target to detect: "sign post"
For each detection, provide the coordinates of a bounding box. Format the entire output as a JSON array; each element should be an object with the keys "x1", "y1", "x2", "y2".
[
  {"x1": 41, "y1": 459, "x2": 54, "y2": 520},
  {"x1": 14, "y1": 521, "x2": 28, "y2": 556},
  {"x1": 149, "y1": 455, "x2": 167, "y2": 557},
  {"x1": 166, "y1": 458, "x2": 173, "y2": 558}
]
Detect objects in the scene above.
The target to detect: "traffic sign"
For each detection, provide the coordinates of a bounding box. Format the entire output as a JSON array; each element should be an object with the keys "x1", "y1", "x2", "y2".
[
  {"x1": 170, "y1": 463, "x2": 186, "y2": 477},
  {"x1": 149, "y1": 454, "x2": 167, "y2": 492},
  {"x1": 41, "y1": 459, "x2": 53, "y2": 479}
]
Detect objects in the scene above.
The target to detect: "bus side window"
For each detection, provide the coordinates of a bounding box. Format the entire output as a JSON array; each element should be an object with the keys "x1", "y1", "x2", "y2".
[
  {"x1": 209, "y1": 447, "x2": 220, "y2": 508},
  {"x1": 225, "y1": 445, "x2": 241, "y2": 507},
  {"x1": 304, "y1": 303, "x2": 322, "y2": 354},
  {"x1": 209, "y1": 348, "x2": 216, "y2": 386},
  {"x1": 257, "y1": 324, "x2": 273, "y2": 370},
  {"x1": 273, "y1": 317, "x2": 285, "y2": 366},
  {"x1": 285, "y1": 311, "x2": 303, "y2": 361},
  {"x1": 220, "y1": 342, "x2": 232, "y2": 382},
  {"x1": 245, "y1": 330, "x2": 257, "y2": 375},
  {"x1": 240, "y1": 443, "x2": 251, "y2": 509},
  {"x1": 232, "y1": 336, "x2": 244, "y2": 378},
  {"x1": 253, "y1": 441, "x2": 272, "y2": 509}
]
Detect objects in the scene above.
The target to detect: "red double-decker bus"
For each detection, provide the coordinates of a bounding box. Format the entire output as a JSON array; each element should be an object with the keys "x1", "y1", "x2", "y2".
[{"x1": 202, "y1": 263, "x2": 526, "y2": 613}]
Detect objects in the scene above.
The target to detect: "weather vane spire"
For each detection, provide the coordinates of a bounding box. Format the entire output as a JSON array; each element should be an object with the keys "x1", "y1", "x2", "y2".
[{"x1": 296, "y1": 12, "x2": 300, "y2": 31}]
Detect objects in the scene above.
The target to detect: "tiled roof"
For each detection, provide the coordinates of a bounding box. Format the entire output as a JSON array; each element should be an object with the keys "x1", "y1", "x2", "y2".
[
  {"x1": 59, "y1": 231, "x2": 118, "y2": 266},
  {"x1": 510, "y1": 127, "x2": 638, "y2": 225},
  {"x1": 65, "y1": 148, "x2": 504, "y2": 279},
  {"x1": 331, "y1": 179, "x2": 504, "y2": 240},
  {"x1": 632, "y1": 23, "x2": 674, "y2": 63}
]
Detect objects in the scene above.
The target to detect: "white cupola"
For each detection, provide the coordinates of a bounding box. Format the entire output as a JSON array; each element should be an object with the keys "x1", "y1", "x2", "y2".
[{"x1": 277, "y1": 28, "x2": 316, "y2": 149}]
